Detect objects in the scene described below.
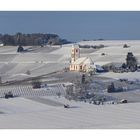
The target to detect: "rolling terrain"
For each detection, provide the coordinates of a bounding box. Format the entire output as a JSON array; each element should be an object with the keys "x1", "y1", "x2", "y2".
[{"x1": 0, "y1": 40, "x2": 140, "y2": 128}]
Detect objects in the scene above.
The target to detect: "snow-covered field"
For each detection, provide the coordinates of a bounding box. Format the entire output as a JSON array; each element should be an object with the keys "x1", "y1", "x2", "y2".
[
  {"x1": 0, "y1": 46, "x2": 70, "y2": 81},
  {"x1": 0, "y1": 96, "x2": 140, "y2": 128},
  {"x1": 79, "y1": 40, "x2": 140, "y2": 64},
  {"x1": 99, "y1": 71, "x2": 140, "y2": 81},
  {"x1": 0, "y1": 40, "x2": 140, "y2": 80},
  {"x1": 0, "y1": 84, "x2": 66, "y2": 98},
  {"x1": 78, "y1": 40, "x2": 140, "y2": 47},
  {"x1": 0, "y1": 40, "x2": 140, "y2": 128}
]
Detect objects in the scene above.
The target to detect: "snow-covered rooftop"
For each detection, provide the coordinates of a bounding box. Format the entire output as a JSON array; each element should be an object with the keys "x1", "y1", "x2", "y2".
[{"x1": 72, "y1": 57, "x2": 87, "y2": 65}]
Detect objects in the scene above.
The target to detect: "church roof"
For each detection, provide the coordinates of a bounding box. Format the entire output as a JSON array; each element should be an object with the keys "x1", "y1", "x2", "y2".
[{"x1": 72, "y1": 57, "x2": 93, "y2": 65}]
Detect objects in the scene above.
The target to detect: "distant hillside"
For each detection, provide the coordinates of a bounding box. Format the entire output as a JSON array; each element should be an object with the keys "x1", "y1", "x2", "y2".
[{"x1": 0, "y1": 33, "x2": 71, "y2": 46}]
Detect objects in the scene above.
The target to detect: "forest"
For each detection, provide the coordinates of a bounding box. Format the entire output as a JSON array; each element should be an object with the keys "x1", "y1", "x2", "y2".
[{"x1": 0, "y1": 33, "x2": 70, "y2": 46}]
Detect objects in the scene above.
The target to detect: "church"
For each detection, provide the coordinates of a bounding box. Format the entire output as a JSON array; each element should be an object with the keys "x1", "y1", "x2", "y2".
[{"x1": 69, "y1": 44, "x2": 95, "y2": 73}]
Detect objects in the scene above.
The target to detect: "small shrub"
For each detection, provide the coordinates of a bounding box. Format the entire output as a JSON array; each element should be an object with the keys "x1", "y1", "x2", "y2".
[
  {"x1": 17, "y1": 45, "x2": 24, "y2": 52},
  {"x1": 123, "y1": 44, "x2": 129, "y2": 48},
  {"x1": 32, "y1": 80, "x2": 41, "y2": 89},
  {"x1": 107, "y1": 82, "x2": 115, "y2": 93}
]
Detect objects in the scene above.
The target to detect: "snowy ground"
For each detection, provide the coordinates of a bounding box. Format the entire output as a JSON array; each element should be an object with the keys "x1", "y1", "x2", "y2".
[
  {"x1": 0, "y1": 96, "x2": 140, "y2": 128},
  {"x1": 0, "y1": 84, "x2": 66, "y2": 98},
  {"x1": 1, "y1": 40, "x2": 140, "y2": 82},
  {"x1": 99, "y1": 71, "x2": 140, "y2": 81},
  {"x1": 0, "y1": 41, "x2": 140, "y2": 128},
  {"x1": 79, "y1": 40, "x2": 140, "y2": 65}
]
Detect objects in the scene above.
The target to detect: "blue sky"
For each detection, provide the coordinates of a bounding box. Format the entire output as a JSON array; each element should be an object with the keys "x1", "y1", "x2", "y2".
[{"x1": 0, "y1": 11, "x2": 140, "y2": 41}]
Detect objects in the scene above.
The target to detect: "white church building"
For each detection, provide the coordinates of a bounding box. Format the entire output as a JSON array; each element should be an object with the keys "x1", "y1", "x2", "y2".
[{"x1": 69, "y1": 44, "x2": 96, "y2": 73}]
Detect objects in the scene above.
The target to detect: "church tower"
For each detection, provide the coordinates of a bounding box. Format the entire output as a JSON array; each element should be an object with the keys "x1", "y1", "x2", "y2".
[{"x1": 71, "y1": 44, "x2": 80, "y2": 63}]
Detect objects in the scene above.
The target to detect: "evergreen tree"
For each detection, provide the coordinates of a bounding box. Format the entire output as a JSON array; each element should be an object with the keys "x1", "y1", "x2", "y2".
[
  {"x1": 81, "y1": 74, "x2": 85, "y2": 84},
  {"x1": 126, "y1": 52, "x2": 137, "y2": 72}
]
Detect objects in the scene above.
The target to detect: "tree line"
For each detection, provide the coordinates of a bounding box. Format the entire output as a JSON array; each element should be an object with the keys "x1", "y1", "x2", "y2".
[{"x1": 0, "y1": 33, "x2": 70, "y2": 46}]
